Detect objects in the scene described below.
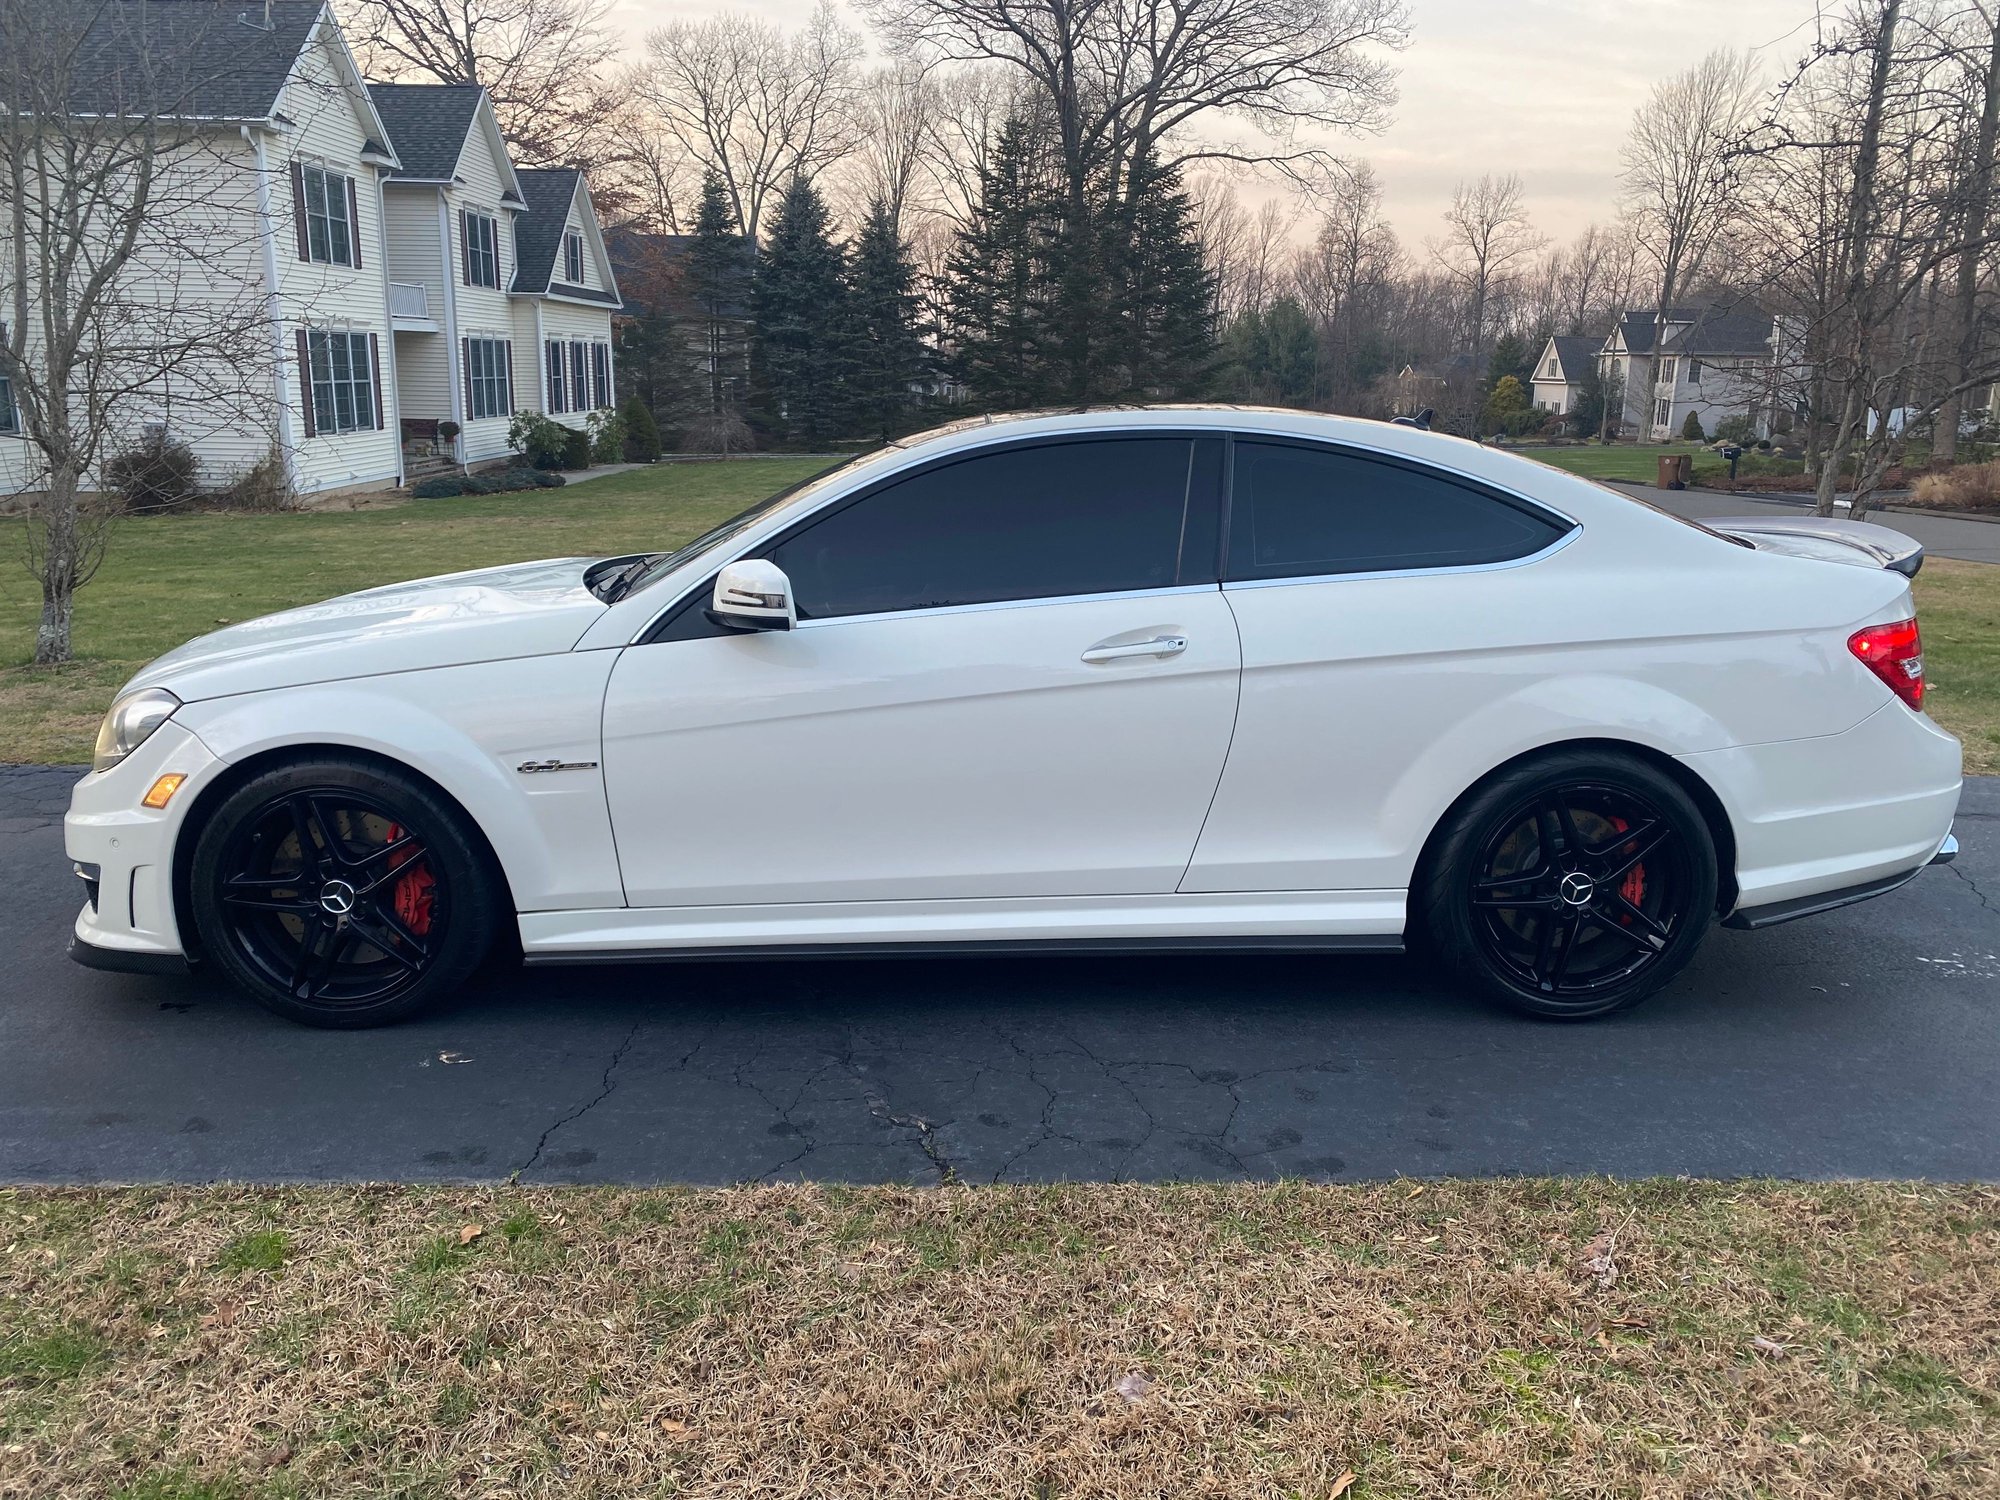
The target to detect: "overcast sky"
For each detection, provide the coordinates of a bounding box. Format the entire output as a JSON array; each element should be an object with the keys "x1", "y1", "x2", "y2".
[{"x1": 604, "y1": 0, "x2": 1833, "y2": 249}]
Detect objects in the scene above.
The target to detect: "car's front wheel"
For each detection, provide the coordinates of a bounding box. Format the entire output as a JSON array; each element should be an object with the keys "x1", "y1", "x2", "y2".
[
  {"x1": 188, "y1": 757, "x2": 499, "y2": 1028},
  {"x1": 1418, "y1": 750, "x2": 1718, "y2": 1020}
]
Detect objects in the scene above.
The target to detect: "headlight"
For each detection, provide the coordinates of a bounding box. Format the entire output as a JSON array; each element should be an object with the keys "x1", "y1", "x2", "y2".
[{"x1": 92, "y1": 688, "x2": 181, "y2": 773}]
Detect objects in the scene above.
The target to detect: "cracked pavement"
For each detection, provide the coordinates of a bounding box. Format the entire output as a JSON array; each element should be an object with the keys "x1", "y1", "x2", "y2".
[{"x1": 3, "y1": 765, "x2": 1996, "y2": 1184}]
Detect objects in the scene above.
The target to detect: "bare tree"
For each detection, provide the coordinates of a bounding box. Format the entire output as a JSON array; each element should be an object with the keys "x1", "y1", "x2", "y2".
[
  {"x1": 1932, "y1": 1, "x2": 2000, "y2": 462},
  {"x1": 1426, "y1": 173, "x2": 1544, "y2": 365},
  {"x1": 2, "y1": 0, "x2": 287, "y2": 664},
  {"x1": 340, "y1": 0, "x2": 621, "y2": 171},
  {"x1": 1617, "y1": 49, "x2": 1759, "y2": 440},
  {"x1": 1290, "y1": 162, "x2": 1400, "y2": 407},
  {"x1": 848, "y1": 60, "x2": 943, "y2": 235},
  {"x1": 863, "y1": 0, "x2": 1411, "y2": 221},
  {"x1": 640, "y1": 1, "x2": 864, "y2": 241}
]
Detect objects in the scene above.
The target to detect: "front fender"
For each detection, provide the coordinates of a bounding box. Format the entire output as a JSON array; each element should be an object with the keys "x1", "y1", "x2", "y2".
[{"x1": 173, "y1": 652, "x2": 624, "y2": 911}]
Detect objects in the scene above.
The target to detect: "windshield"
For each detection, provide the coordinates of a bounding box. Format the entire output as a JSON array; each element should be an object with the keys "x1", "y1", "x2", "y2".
[{"x1": 613, "y1": 455, "x2": 869, "y2": 598}]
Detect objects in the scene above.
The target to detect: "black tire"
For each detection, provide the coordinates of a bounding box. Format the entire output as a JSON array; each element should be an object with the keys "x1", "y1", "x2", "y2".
[
  {"x1": 188, "y1": 757, "x2": 500, "y2": 1028},
  {"x1": 1417, "y1": 750, "x2": 1718, "y2": 1020}
]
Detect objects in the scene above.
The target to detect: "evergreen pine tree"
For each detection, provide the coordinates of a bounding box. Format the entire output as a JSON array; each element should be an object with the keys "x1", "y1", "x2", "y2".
[
  {"x1": 944, "y1": 118, "x2": 1060, "y2": 409},
  {"x1": 685, "y1": 170, "x2": 753, "y2": 449},
  {"x1": 849, "y1": 198, "x2": 928, "y2": 442},
  {"x1": 753, "y1": 174, "x2": 857, "y2": 447},
  {"x1": 1108, "y1": 157, "x2": 1217, "y2": 399}
]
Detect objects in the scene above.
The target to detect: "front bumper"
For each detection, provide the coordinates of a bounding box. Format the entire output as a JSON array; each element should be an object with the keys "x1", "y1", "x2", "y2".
[{"x1": 64, "y1": 720, "x2": 224, "y2": 966}]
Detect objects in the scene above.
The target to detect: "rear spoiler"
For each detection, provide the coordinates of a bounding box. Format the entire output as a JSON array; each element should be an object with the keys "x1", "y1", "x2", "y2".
[{"x1": 1705, "y1": 516, "x2": 1924, "y2": 577}]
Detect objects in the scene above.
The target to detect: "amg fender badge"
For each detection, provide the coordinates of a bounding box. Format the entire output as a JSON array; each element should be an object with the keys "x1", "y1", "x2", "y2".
[{"x1": 516, "y1": 759, "x2": 600, "y2": 774}]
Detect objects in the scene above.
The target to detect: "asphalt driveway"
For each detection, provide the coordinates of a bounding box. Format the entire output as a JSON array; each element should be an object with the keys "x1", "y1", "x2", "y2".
[{"x1": 2, "y1": 764, "x2": 1995, "y2": 1185}]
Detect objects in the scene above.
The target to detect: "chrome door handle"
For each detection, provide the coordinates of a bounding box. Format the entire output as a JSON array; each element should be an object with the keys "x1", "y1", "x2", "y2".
[{"x1": 1081, "y1": 634, "x2": 1189, "y2": 663}]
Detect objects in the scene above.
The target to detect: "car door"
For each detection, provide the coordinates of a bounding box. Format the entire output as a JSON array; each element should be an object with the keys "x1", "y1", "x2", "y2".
[
  {"x1": 599, "y1": 434, "x2": 1241, "y2": 907},
  {"x1": 1182, "y1": 437, "x2": 1577, "y2": 895}
]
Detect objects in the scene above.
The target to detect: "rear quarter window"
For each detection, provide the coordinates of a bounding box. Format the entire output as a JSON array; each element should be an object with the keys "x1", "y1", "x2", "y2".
[{"x1": 1227, "y1": 440, "x2": 1572, "y2": 581}]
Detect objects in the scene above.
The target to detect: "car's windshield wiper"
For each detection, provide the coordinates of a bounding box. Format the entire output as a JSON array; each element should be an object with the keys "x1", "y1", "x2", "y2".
[{"x1": 590, "y1": 554, "x2": 665, "y2": 604}]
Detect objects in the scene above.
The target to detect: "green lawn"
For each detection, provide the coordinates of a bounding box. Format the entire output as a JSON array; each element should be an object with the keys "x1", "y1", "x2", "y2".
[
  {"x1": 1517, "y1": 442, "x2": 1711, "y2": 483},
  {"x1": 0, "y1": 459, "x2": 829, "y2": 764},
  {"x1": 3, "y1": 455, "x2": 1995, "y2": 773}
]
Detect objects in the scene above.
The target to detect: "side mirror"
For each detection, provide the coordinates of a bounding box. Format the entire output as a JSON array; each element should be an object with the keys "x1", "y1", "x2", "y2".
[{"x1": 708, "y1": 558, "x2": 796, "y2": 632}]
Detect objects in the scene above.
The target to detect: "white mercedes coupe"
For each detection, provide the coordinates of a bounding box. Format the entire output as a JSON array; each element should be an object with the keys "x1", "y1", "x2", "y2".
[{"x1": 66, "y1": 408, "x2": 1961, "y2": 1027}]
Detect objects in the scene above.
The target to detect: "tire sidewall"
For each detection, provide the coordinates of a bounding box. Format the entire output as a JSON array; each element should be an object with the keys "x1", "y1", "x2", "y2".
[
  {"x1": 189, "y1": 759, "x2": 496, "y2": 1028},
  {"x1": 1421, "y1": 752, "x2": 1718, "y2": 1020}
]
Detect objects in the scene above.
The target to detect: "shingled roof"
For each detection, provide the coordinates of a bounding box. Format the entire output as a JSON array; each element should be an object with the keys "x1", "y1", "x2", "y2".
[
  {"x1": 1545, "y1": 335, "x2": 1598, "y2": 382},
  {"x1": 511, "y1": 168, "x2": 581, "y2": 293},
  {"x1": 1615, "y1": 304, "x2": 1774, "y2": 359},
  {"x1": 57, "y1": 1, "x2": 326, "y2": 121},
  {"x1": 365, "y1": 82, "x2": 483, "y2": 181}
]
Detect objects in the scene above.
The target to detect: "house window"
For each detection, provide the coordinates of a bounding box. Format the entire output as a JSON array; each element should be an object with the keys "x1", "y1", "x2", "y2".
[
  {"x1": 1654, "y1": 397, "x2": 1672, "y2": 429},
  {"x1": 1544, "y1": 355, "x2": 1558, "y2": 377},
  {"x1": 307, "y1": 330, "x2": 375, "y2": 434},
  {"x1": 1688, "y1": 359, "x2": 1702, "y2": 386},
  {"x1": 463, "y1": 212, "x2": 499, "y2": 288},
  {"x1": 1658, "y1": 356, "x2": 1677, "y2": 385},
  {"x1": 467, "y1": 338, "x2": 510, "y2": 421},
  {"x1": 546, "y1": 339, "x2": 566, "y2": 413},
  {"x1": 563, "y1": 230, "x2": 584, "y2": 284},
  {"x1": 569, "y1": 341, "x2": 589, "y2": 410},
  {"x1": 590, "y1": 343, "x2": 611, "y2": 408},
  {"x1": 0, "y1": 326, "x2": 17, "y2": 435},
  {"x1": 302, "y1": 164, "x2": 356, "y2": 267}
]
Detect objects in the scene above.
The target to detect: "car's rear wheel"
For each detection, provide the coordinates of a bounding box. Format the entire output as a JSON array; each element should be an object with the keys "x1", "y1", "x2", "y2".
[
  {"x1": 188, "y1": 758, "x2": 498, "y2": 1028},
  {"x1": 1418, "y1": 751, "x2": 1717, "y2": 1020}
]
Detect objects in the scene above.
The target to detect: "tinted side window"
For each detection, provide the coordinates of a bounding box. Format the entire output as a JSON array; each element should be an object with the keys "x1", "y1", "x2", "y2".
[
  {"x1": 768, "y1": 437, "x2": 1219, "y2": 620},
  {"x1": 1226, "y1": 441, "x2": 1568, "y2": 581}
]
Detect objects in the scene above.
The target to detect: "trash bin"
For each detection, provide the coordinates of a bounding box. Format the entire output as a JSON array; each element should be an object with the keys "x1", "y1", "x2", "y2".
[{"x1": 1657, "y1": 454, "x2": 1685, "y2": 490}]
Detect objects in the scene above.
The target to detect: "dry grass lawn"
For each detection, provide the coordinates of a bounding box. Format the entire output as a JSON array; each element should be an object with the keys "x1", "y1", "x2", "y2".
[{"x1": 1, "y1": 1181, "x2": 1994, "y2": 1499}]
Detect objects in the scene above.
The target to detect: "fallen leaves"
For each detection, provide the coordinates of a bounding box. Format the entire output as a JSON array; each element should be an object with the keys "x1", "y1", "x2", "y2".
[
  {"x1": 1752, "y1": 1334, "x2": 1790, "y2": 1360},
  {"x1": 1113, "y1": 1371, "x2": 1154, "y2": 1406},
  {"x1": 1579, "y1": 1228, "x2": 1620, "y2": 1289},
  {"x1": 1329, "y1": 1472, "x2": 1357, "y2": 1498},
  {"x1": 458, "y1": 1223, "x2": 484, "y2": 1246}
]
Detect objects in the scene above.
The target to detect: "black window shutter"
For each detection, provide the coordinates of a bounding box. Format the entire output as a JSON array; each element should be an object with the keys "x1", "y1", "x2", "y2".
[
  {"x1": 502, "y1": 339, "x2": 513, "y2": 415},
  {"x1": 460, "y1": 211, "x2": 471, "y2": 285},
  {"x1": 368, "y1": 334, "x2": 383, "y2": 430},
  {"x1": 290, "y1": 162, "x2": 308, "y2": 260},
  {"x1": 295, "y1": 328, "x2": 316, "y2": 438},
  {"x1": 347, "y1": 177, "x2": 362, "y2": 269},
  {"x1": 461, "y1": 338, "x2": 473, "y2": 421}
]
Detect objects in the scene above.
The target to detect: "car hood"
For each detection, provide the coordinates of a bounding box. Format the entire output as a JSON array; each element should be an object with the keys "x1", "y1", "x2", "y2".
[{"x1": 126, "y1": 557, "x2": 609, "y2": 703}]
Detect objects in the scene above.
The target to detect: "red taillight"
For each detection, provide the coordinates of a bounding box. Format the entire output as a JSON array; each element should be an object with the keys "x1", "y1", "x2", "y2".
[{"x1": 1848, "y1": 618, "x2": 1924, "y2": 711}]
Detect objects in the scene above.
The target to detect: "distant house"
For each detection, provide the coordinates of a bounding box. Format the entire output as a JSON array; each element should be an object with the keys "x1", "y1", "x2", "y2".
[
  {"x1": 1529, "y1": 335, "x2": 1599, "y2": 416},
  {"x1": 0, "y1": 1, "x2": 621, "y2": 500},
  {"x1": 1596, "y1": 303, "x2": 1796, "y2": 441}
]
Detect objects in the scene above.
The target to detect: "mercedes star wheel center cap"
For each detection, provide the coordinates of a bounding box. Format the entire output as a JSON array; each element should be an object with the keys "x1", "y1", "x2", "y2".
[
  {"x1": 1558, "y1": 871, "x2": 1596, "y2": 908},
  {"x1": 318, "y1": 879, "x2": 358, "y2": 918}
]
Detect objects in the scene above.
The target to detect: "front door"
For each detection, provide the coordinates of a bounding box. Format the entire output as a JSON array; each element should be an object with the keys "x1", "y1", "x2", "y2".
[{"x1": 600, "y1": 435, "x2": 1240, "y2": 907}]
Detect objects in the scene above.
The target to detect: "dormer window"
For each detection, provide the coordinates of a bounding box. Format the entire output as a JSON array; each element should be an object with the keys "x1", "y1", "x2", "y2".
[{"x1": 563, "y1": 229, "x2": 584, "y2": 284}]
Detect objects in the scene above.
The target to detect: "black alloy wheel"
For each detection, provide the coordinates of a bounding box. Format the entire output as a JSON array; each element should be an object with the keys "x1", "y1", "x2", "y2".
[
  {"x1": 189, "y1": 759, "x2": 497, "y2": 1027},
  {"x1": 1419, "y1": 752, "x2": 1717, "y2": 1020}
]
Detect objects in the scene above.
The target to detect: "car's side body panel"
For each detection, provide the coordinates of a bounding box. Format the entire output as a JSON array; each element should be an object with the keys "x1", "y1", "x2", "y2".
[{"x1": 600, "y1": 586, "x2": 1243, "y2": 905}]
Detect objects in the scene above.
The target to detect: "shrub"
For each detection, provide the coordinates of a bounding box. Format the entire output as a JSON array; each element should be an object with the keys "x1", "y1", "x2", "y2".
[
  {"x1": 205, "y1": 448, "x2": 292, "y2": 511},
  {"x1": 562, "y1": 425, "x2": 593, "y2": 470},
  {"x1": 1713, "y1": 413, "x2": 1756, "y2": 446},
  {"x1": 507, "y1": 410, "x2": 570, "y2": 470},
  {"x1": 412, "y1": 467, "x2": 567, "y2": 499},
  {"x1": 680, "y1": 407, "x2": 754, "y2": 454},
  {"x1": 108, "y1": 430, "x2": 201, "y2": 513},
  {"x1": 1910, "y1": 460, "x2": 2000, "y2": 512},
  {"x1": 586, "y1": 407, "x2": 626, "y2": 465},
  {"x1": 1680, "y1": 410, "x2": 1706, "y2": 442},
  {"x1": 436, "y1": 420, "x2": 461, "y2": 443},
  {"x1": 621, "y1": 395, "x2": 662, "y2": 463}
]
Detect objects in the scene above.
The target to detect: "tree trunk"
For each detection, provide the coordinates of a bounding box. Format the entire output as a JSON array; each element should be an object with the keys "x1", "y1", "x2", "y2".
[
  {"x1": 1931, "y1": 13, "x2": 2000, "y2": 466},
  {"x1": 32, "y1": 460, "x2": 81, "y2": 665}
]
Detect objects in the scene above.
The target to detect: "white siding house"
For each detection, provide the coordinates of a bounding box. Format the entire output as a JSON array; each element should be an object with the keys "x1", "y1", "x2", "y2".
[
  {"x1": 1597, "y1": 305, "x2": 1796, "y2": 441},
  {"x1": 1, "y1": 2, "x2": 620, "y2": 502}
]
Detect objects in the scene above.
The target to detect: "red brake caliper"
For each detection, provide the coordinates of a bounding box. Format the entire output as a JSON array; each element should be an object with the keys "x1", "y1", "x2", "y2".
[
  {"x1": 383, "y1": 823, "x2": 436, "y2": 936},
  {"x1": 1606, "y1": 816, "x2": 1646, "y2": 915}
]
